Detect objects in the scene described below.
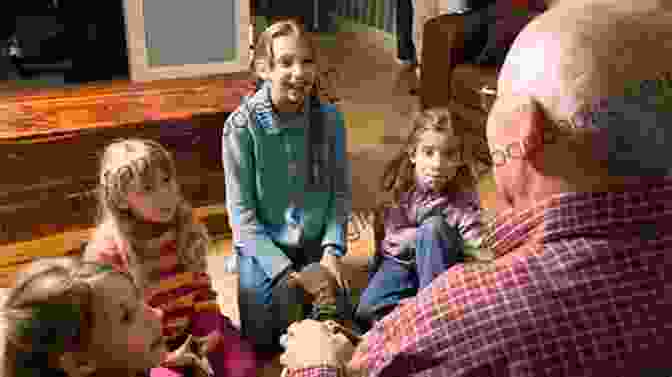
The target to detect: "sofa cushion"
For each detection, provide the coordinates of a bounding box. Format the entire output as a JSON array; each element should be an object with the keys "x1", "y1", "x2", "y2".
[{"x1": 450, "y1": 64, "x2": 499, "y2": 112}]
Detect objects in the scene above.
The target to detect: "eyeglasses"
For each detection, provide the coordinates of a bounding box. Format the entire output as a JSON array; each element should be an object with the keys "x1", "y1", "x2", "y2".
[{"x1": 479, "y1": 86, "x2": 569, "y2": 167}]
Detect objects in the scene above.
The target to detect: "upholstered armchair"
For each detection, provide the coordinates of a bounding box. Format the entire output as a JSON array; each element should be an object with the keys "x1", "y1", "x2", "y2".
[{"x1": 418, "y1": 1, "x2": 555, "y2": 134}]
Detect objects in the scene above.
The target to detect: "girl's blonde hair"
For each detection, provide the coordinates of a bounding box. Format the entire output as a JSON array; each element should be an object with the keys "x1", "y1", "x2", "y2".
[
  {"x1": 249, "y1": 19, "x2": 317, "y2": 80},
  {"x1": 93, "y1": 138, "x2": 208, "y2": 286},
  {"x1": 381, "y1": 108, "x2": 482, "y2": 206},
  {"x1": 1, "y1": 257, "x2": 137, "y2": 377}
]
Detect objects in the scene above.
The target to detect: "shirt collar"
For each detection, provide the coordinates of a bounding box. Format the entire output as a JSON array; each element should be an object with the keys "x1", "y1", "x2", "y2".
[
  {"x1": 247, "y1": 80, "x2": 309, "y2": 135},
  {"x1": 483, "y1": 177, "x2": 672, "y2": 258},
  {"x1": 414, "y1": 175, "x2": 434, "y2": 196}
]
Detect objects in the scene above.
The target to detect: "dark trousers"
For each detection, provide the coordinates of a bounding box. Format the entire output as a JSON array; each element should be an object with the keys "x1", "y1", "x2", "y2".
[
  {"x1": 254, "y1": 0, "x2": 315, "y2": 31},
  {"x1": 355, "y1": 216, "x2": 464, "y2": 331},
  {"x1": 396, "y1": 0, "x2": 417, "y2": 63}
]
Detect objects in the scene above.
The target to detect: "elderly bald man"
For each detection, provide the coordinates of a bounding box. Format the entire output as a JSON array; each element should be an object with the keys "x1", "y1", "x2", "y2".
[{"x1": 278, "y1": 1, "x2": 672, "y2": 376}]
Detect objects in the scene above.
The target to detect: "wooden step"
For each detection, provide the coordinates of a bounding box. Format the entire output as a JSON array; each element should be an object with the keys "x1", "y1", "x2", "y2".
[{"x1": 0, "y1": 204, "x2": 230, "y2": 288}]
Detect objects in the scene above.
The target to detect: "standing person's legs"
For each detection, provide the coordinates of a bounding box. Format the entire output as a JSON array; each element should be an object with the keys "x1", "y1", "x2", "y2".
[
  {"x1": 396, "y1": 0, "x2": 417, "y2": 64},
  {"x1": 315, "y1": 0, "x2": 337, "y2": 32},
  {"x1": 415, "y1": 215, "x2": 464, "y2": 289},
  {"x1": 266, "y1": 0, "x2": 312, "y2": 31},
  {"x1": 355, "y1": 257, "x2": 418, "y2": 332},
  {"x1": 302, "y1": 0, "x2": 316, "y2": 32}
]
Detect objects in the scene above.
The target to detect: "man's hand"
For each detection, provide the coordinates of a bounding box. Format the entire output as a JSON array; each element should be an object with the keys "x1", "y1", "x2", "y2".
[
  {"x1": 320, "y1": 250, "x2": 349, "y2": 291},
  {"x1": 279, "y1": 319, "x2": 355, "y2": 370}
]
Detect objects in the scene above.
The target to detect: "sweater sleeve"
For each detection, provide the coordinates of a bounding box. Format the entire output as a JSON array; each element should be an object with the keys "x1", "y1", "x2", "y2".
[
  {"x1": 442, "y1": 191, "x2": 486, "y2": 253},
  {"x1": 222, "y1": 109, "x2": 293, "y2": 280},
  {"x1": 320, "y1": 108, "x2": 352, "y2": 257}
]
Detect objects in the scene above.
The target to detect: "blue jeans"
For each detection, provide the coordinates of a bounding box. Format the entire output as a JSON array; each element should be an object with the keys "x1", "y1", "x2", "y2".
[
  {"x1": 355, "y1": 216, "x2": 464, "y2": 331},
  {"x1": 237, "y1": 238, "x2": 329, "y2": 350}
]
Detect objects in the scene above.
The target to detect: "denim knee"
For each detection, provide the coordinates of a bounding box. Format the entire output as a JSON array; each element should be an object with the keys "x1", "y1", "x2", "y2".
[
  {"x1": 355, "y1": 286, "x2": 405, "y2": 328},
  {"x1": 417, "y1": 216, "x2": 462, "y2": 255},
  {"x1": 418, "y1": 215, "x2": 448, "y2": 236}
]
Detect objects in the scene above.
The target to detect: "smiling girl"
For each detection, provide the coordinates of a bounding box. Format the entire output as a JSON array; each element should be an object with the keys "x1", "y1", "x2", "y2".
[
  {"x1": 223, "y1": 19, "x2": 351, "y2": 354},
  {"x1": 83, "y1": 138, "x2": 258, "y2": 377}
]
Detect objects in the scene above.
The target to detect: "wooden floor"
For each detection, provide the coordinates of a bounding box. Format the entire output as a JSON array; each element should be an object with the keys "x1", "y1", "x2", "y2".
[{"x1": 1, "y1": 28, "x2": 499, "y2": 377}]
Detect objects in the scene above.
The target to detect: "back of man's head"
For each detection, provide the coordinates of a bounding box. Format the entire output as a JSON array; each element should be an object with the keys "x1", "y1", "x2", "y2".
[{"x1": 487, "y1": 0, "x2": 672, "y2": 207}]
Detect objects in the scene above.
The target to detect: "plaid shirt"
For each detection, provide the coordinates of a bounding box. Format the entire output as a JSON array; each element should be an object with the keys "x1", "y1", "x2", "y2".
[{"x1": 286, "y1": 177, "x2": 672, "y2": 377}]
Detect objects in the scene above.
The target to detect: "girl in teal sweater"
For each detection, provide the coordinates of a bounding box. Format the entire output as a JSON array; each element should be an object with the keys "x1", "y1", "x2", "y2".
[{"x1": 222, "y1": 20, "x2": 352, "y2": 354}]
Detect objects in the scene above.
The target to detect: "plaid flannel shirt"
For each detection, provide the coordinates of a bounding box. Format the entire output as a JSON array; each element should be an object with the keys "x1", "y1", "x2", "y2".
[{"x1": 286, "y1": 177, "x2": 672, "y2": 377}]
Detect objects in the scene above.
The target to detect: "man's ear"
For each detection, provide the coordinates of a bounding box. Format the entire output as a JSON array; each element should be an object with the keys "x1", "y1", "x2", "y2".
[
  {"x1": 516, "y1": 98, "x2": 547, "y2": 158},
  {"x1": 58, "y1": 352, "x2": 97, "y2": 377}
]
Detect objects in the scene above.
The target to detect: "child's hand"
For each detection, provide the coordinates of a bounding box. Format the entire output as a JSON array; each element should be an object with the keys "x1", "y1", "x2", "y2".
[
  {"x1": 286, "y1": 264, "x2": 339, "y2": 306},
  {"x1": 162, "y1": 334, "x2": 214, "y2": 377},
  {"x1": 320, "y1": 252, "x2": 349, "y2": 291},
  {"x1": 192, "y1": 330, "x2": 223, "y2": 356}
]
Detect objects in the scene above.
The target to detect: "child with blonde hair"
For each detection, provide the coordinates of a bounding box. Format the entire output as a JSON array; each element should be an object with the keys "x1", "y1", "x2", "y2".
[
  {"x1": 224, "y1": 19, "x2": 352, "y2": 354},
  {"x1": 354, "y1": 108, "x2": 487, "y2": 332},
  {"x1": 82, "y1": 138, "x2": 258, "y2": 377},
  {"x1": 1, "y1": 257, "x2": 165, "y2": 377}
]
